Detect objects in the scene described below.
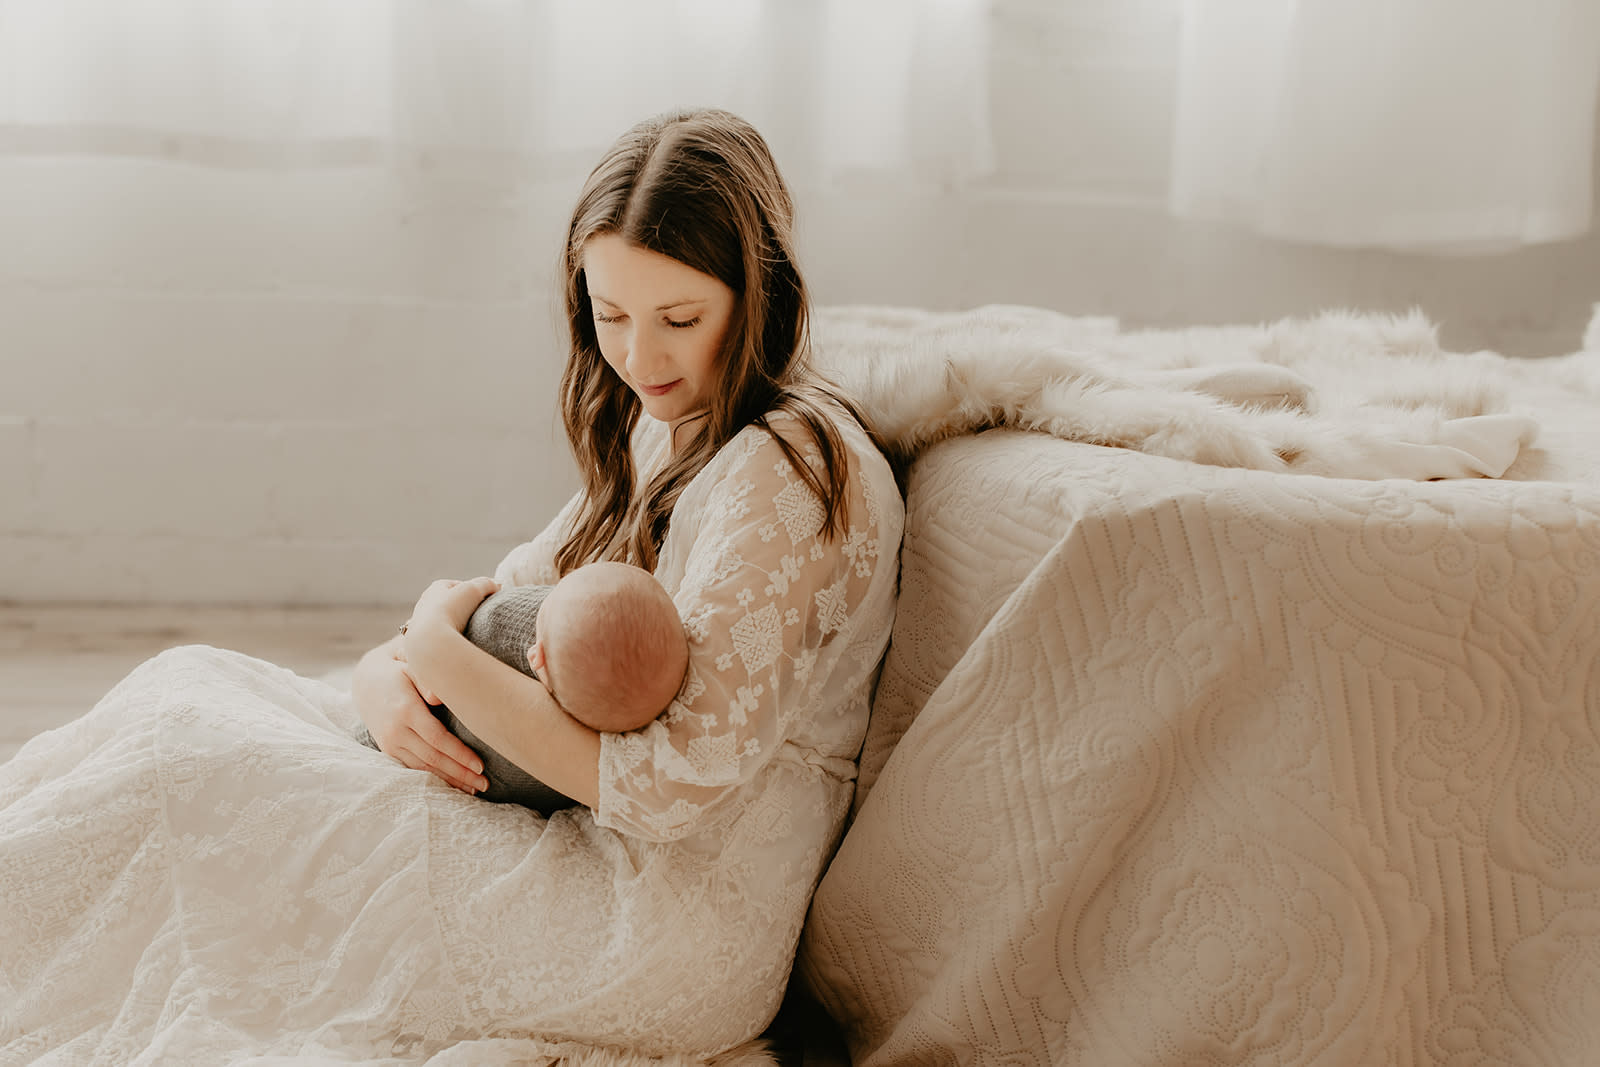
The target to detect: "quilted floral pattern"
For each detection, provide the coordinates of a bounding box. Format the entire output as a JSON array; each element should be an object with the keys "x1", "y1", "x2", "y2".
[{"x1": 800, "y1": 430, "x2": 1600, "y2": 1066}]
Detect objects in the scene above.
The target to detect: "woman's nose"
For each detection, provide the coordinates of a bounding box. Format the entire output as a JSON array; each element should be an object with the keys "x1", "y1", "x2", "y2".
[{"x1": 625, "y1": 331, "x2": 663, "y2": 378}]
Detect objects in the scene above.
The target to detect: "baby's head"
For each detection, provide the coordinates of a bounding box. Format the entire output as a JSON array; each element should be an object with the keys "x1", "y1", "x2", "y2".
[{"x1": 528, "y1": 561, "x2": 688, "y2": 734}]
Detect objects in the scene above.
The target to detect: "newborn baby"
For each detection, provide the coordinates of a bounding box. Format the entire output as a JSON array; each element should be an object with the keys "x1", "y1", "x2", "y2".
[{"x1": 360, "y1": 561, "x2": 689, "y2": 811}]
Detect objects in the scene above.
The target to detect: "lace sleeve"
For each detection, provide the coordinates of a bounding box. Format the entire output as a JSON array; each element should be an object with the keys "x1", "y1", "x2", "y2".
[
  {"x1": 594, "y1": 422, "x2": 884, "y2": 842},
  {"x1": 493, "y1": 489, "x2": 582, "y2": 588}
]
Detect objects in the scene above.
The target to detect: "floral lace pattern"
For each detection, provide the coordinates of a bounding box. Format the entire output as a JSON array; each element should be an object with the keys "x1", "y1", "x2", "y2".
[{"x1": 0, "y1": 407, "x2": 902, "y2": 1063}]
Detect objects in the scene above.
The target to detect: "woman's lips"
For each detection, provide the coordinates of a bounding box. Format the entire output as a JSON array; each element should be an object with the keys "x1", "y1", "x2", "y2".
[{"x1": 640, "y1": 380, "x2": 681, "y2": 397}]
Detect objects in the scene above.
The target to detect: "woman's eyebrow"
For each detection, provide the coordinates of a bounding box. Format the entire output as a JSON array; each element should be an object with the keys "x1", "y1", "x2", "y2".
[{"x1": 589, "y1": 292, "x2": 707, "y2": 311}]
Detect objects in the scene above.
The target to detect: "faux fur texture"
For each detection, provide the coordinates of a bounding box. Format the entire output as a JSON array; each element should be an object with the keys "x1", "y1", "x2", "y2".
[{"x1": 810, "y1": 304, "x2": 1561, "y2": 482}]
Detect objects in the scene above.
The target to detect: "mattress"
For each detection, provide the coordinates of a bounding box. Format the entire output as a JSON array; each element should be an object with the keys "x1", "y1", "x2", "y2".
[{"x1": 796, "y1": 325, "x2": 1600, "y2": 1064}]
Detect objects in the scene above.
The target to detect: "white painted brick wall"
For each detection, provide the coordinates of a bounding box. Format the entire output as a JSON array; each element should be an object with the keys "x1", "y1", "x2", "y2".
[
  {"x1": 1, "y1": 151, "x2": 580, "y2": 604},
  {"x1": 12, "y1": 295, "x2": 571, "y2": 431},
  {"x1": 3, "y1": 5, "x2": 1597, "y2": 605}
]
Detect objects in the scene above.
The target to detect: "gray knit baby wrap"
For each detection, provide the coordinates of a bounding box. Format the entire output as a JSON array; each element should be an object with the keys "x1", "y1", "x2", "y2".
[{"x1": 358, "y1": 585, "x2": 576, "y2": 813}]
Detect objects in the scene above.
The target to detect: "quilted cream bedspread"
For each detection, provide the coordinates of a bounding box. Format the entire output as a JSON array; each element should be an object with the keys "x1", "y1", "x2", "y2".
[{"x1": 797, "y1": 414, "x2": 1600, "y2": 1063}]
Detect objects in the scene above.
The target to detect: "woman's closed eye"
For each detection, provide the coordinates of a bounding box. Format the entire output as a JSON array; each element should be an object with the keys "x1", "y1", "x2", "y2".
[{"x1": 593, "y1": 311, "x2": 701, "y2": 330}]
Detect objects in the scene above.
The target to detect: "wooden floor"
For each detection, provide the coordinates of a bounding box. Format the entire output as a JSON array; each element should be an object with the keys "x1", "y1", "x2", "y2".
[{"x1": 0, "y1": 602, "x2": 402, "y2": 761}]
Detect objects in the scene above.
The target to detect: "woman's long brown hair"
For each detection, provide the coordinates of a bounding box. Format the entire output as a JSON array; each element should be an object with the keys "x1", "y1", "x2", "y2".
[{"x1": 554, "y1": 108, "x2": 871, "y2": 575}]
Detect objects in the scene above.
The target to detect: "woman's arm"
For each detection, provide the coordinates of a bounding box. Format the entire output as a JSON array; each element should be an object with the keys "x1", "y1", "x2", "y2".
[
  {"x1": 591, "y1": 419, "x2": 887, "y2": 842},
  {"x1": 401, "y1": 577, "x2": 601, "y2": 808}
]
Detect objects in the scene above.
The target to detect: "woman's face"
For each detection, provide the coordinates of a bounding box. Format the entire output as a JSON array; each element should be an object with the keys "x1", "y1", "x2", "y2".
[{"x1": 581, "y1": 235, "x2": 737, "y2": 436}]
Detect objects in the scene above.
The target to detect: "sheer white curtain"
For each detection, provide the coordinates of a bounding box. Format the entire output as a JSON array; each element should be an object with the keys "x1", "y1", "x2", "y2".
[
  {"x1": 0, "y1": 0, "x2": 993, "y2": 185},
  {"x1": 1171, "y1": 0, "x2": 1600, "y2": 251}
]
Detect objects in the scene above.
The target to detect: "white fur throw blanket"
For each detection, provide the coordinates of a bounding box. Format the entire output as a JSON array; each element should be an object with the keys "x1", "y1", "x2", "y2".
[{"x1": 810, "y1": 304, "x2": 1585, "y2": 482}]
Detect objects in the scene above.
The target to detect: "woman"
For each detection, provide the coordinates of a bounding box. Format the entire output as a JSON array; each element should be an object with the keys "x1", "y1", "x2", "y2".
[{"x1": 0, "y1": 109, "x2": 903, "y2": 1063}]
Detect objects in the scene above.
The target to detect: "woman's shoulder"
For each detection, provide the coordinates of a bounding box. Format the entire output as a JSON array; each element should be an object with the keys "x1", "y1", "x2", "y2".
[
  {"x1": 740, "y1": 396, "x2": 886, "y2": 467},
  {"x1": 710, "y1": 405, "x2": 886, "y2": 498},
  {"x1": 657, "y1": 400, "x2": 902, "y2": 598},
  {"x1": 716, "y1": 400, "x2": 900, "y2": 528}
]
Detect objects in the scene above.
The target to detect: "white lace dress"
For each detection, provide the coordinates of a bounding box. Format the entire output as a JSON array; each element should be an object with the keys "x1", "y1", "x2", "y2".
[{"x1": 0, "y1": 410, "x2": 903, "y2": 1064}]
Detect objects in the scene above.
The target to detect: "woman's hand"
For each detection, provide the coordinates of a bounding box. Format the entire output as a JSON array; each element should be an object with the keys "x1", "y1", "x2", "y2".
[
  {"x1": 405, "y1": 577, "x2": 501, "y2": 637},
  {"x1": 352, "y1": 637, "x2": 489, "y2": 795}
]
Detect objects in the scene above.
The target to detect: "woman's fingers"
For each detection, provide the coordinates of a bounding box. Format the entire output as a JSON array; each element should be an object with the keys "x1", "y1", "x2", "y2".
[
  {"x1": 403, "y1": 733, "x2": 488, "y2": 794},
  {"x1": 375, "y1": 710, "x2": 488, "y2": 795},
  {"x1": 358, "y1": 654, "x2": 484, "y2": 793},
  {"x1": 386, "y1": 730, "x2": 485, "y2": 794},
  {"x1": 412, "y1": 713, "x2": 486, "y2": 796},
  {"x1": 410, "y1": 576, "x2": 500, "y2": 633}
]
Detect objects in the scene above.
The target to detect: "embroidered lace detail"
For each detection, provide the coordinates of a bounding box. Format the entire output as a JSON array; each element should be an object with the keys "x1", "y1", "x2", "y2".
[
  {"x1": 730, "y1": 603, "x2": 784, "y2": 674},
  {"x1": 772, "y1": 476, "x2": 826, "y2": 544},
  {"x1": 0, "y1": 404, "x2": 902, "y2": 1063}
]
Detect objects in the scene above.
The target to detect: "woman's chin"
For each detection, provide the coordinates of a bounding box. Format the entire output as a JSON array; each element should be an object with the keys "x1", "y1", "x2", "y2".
[
  {"x1": 642, "y1": 399, "x2": 704, "y2": 429},
  {"x1": 633, "y1": 393, "x2": 671, "y2": 418}
]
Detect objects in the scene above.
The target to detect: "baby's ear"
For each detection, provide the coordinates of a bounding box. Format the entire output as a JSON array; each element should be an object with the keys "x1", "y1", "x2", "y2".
[{"x1": 527, "y1": 640, "x2": 546, "y2": 675}]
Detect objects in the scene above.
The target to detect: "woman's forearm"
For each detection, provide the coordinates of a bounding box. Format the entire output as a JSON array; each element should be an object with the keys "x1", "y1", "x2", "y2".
[{"x1": 403, "y1": 621, "x2": 602, "y2": 808}]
